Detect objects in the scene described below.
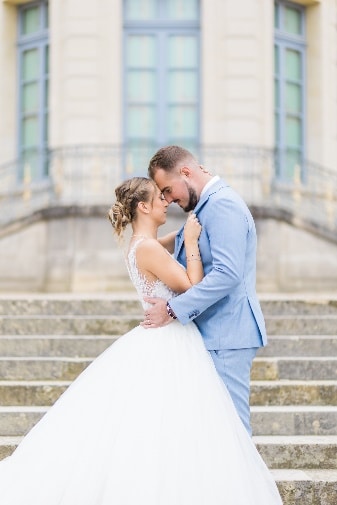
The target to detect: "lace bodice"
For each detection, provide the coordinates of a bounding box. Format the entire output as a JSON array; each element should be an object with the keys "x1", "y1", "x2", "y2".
[{"x1": 126, "y1": 238, "x2": 176, "y2": 310}]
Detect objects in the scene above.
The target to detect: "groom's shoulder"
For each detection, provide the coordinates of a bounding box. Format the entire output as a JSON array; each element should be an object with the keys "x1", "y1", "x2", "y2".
[
  {"x1": 209, "y1": 179, "x2": 251, "y2": 212},
  {"x1": 207, "y1": 178, "x2": 228, "y2": 197},
  {"x1": 209, "y1": 178, "x2": 239, "y2": 201}
]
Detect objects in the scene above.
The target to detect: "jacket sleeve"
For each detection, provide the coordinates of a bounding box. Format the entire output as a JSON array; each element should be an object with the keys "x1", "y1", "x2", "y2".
[{"x1": 169, "y1": 196, "x2": 249, "y2": 324}]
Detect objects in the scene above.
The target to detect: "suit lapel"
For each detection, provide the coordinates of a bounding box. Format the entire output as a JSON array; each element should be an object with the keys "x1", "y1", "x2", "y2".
[
  {"x1": 175, "y1": 228, "x2": 185, "y2": 259},
  {"x1": 174, "y1": 179, "x2": 227, "y2": 259}
]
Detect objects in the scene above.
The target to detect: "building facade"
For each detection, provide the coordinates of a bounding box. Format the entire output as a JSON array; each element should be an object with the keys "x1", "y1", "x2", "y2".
[{"x1": 0, "y1": 0, "x2": 336, "y2": 292}]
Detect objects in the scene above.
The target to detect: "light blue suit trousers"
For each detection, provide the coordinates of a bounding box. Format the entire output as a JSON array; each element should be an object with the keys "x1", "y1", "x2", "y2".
[{"x1": 209, "y1": 347, "x2": 258, "y2": 435}]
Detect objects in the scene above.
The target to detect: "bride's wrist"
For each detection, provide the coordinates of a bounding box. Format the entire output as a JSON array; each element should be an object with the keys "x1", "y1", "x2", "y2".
[{"x1": 186, "y1": 253, "x2": 201, "y2": 262}]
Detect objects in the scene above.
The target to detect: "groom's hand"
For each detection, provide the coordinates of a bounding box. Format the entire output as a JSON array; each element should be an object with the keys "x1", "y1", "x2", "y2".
[{"x1": 140, "y1": 297, "x2": 172, "y2": 329}]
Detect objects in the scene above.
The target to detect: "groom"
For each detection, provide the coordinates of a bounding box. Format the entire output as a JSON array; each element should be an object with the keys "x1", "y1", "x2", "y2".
[{"x1": 142, "y1": 145, "x2": 267, "y2": 435}]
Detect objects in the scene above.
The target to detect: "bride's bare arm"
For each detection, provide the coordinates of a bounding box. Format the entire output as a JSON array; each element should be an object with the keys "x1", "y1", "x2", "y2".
[{"x1": 136, "y1": 215, "x2": 202, "y2": 294}]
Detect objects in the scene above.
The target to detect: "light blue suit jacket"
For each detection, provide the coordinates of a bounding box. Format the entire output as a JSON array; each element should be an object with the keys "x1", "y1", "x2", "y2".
[{"x1": 169, "y1": 178, "x2": 267, "y2": 350}]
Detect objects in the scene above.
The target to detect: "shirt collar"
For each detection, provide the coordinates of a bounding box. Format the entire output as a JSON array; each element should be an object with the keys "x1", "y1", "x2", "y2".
[{"x1": 200, "y1": 175, "x2": 220, "y2": 198}]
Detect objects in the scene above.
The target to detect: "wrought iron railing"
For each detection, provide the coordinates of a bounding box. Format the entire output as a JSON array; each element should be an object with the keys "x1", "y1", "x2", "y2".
[{"x1": 0, "y1": 144, "x2": 336, "y2": 241}]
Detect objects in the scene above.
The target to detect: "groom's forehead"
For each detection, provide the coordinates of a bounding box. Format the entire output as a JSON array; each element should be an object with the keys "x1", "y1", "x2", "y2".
[{"x1": 154, "y1": 169, "x2": 178, "y2": 188}]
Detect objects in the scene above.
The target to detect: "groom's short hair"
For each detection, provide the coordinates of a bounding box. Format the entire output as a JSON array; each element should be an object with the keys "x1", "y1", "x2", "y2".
[{"x1": 148, "y1": 145, "x2": 194, "y2": 178}]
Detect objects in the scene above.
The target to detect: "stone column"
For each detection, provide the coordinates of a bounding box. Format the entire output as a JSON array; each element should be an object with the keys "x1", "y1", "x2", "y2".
[{"x1": 49, "y1": 0, "x2": 122, "y2": 147}]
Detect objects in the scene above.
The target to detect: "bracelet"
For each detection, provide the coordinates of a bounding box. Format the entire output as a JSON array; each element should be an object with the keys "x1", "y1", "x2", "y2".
[
  {"x1": 166, "y1": 302, "x2": 177, "y2": 320},
  {"x1": 186, "y1": 253, "x2": 201, "y2": 261}
]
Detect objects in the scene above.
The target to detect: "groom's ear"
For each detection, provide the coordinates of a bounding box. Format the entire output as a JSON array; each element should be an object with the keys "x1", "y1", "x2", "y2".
[{"x1": 180, "y1": 166, "x2": 191, "y2": 178}]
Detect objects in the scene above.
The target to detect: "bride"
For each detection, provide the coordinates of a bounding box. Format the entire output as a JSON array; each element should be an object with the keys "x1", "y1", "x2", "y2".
[{"x1": 0, "y1": 177, "x2": 282, "y2": 504}]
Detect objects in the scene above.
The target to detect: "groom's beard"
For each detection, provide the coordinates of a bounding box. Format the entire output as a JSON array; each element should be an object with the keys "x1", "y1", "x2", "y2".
[{"x1": 182, "y1": 182, "x2": 198, "y2": 212}]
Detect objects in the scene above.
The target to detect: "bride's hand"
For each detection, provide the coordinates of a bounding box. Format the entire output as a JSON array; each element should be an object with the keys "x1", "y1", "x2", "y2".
[{"x1": 184, "y1": 213, "x2": 202, "y2": 243}]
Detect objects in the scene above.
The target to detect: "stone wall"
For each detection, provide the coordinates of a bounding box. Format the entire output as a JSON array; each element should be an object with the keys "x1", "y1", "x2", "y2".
[
  {"x1": 1, "y1": 0, "x2": 336, "y2": 172},
  {"x1": 256, "y1": 218, "x2": 337, "y2": 292},
  {"x1": 0, "y1": 210, "x2": 336, "y2": 293}
]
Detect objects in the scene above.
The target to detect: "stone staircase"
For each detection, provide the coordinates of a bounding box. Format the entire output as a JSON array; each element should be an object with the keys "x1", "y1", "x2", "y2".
[{"x1": 0, "y1": 294, "x2": 336, "y2": 504}]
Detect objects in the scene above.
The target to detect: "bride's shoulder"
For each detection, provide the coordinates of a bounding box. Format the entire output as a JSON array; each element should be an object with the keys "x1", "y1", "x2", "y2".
[
  {"x1": 135, "y1": 238, "x2": 165, "y2": 258},
  {"x1": 131, "y1": 238, "x2": 175, "y2": 283},
  {"x1": 135, "y1": 239, "x2": 173, "y2": 269}
]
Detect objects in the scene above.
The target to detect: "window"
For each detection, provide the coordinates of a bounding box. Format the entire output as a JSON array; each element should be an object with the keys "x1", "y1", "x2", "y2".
[
  {"x1": 123, "y1": 0, "x2": 200, "y2": 175},
  {"x1": 17, "y1": 1, "x2": 49, "y2": 180},
  {"x1": 274, "y1": 1, "x2": 305, "y2": 181}
]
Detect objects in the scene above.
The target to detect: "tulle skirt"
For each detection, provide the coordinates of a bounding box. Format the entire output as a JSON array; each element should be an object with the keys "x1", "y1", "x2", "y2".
[{"x1": 0, "y1": 320, "x2": 282, "y2": 504}]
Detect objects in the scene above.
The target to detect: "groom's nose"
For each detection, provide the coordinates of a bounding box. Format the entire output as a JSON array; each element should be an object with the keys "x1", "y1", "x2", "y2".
[{"x1": 164, "y1": 194, "x2": 174, "y2": 204}]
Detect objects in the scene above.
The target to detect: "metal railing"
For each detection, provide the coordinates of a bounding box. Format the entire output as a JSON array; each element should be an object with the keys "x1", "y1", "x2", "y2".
[{"x1": 0, "y1": 144, "x2": 336, "y2": 241}]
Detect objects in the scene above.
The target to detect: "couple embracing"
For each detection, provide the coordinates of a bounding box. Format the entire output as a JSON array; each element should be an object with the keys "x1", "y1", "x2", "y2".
[
  {"x1": 0, "y1": 146, "x2": 282, "y2": 504},
  {"x1": 142, "y1": 145, "x2": 266, "y2": 437}
]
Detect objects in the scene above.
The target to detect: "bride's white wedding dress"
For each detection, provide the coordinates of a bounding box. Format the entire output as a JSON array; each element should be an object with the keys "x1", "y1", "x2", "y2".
[{"x1": 0, "y1": 239, "x2": 282, "y2": 504}]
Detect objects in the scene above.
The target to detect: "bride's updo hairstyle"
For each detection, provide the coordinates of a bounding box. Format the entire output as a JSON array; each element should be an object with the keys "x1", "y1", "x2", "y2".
[{"x1": 108, "y1": 177, "x2": 156, "y2": 237}]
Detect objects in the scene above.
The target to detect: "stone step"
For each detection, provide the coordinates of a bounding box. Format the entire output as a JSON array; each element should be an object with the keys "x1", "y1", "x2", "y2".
[
  {"x1": 265, "y1": 315, "x2": 337, "y2": 336},
  {"x1": 250, "y1": 380, "x2": 337, "y2": 406},
  {"x1": 258, "y1": 335, "x2": 337, "y2": 357},
  {"x1": 0, "y1": 335, "x2": 117, "y2": 357},
  {"x1": 0, "y1": 406, "x2": 48, "y2": 436},
  {"x1": 0, "y1": 296, "x2": 142, "y2": 316},
  {"x1": 252, "y1": 357, "x2": 337, "y2": 380},
  {"x1": 0, "y1": 381, "x2": 70, "y2": 406},
  {"x1": 0, "y1": 357, "x2": 92, "y2": 380},
  {"x1": 0, "y1": 315, "x2": 141, "y2": 336},
  {"x1": 1, "y1": 405, "x2": 336, "y2": 437},
  {"x1": 254, "y1": 435, "x2": 337, "y2": 469},
  {"x1": 0, "y1": 356, "x2": 336, "y2": 381},
  {"x1": 0, "y1": 436, "x2": 21, "y2": 460},
  {"x1": 251, "y1": 406, "x2": 337, "y2": 436},
  {"x1": 1, "y1": 434, "x2": 336, "y2": 469},
  {"x1": 0, "y1": 334, "x2": 336, "y2": 357},
  {"x1": 1, "y1": 294, "x2": 337, "y2": 316},
  {"x1": 0, "y1": 314, "x2": 337, "y2": 335},
  {"x1": 0, "y1": 380, "x2": 336, "y2": 406},
  {"x1": 0, "y1": 295, "x2": 335, "y2": 505},
  {"x1": 260, "y1": 297, "x2": 337, "y2": 315},
  {"x1": 272, "y1": 469, "x2": 337, "y2": 505}
]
